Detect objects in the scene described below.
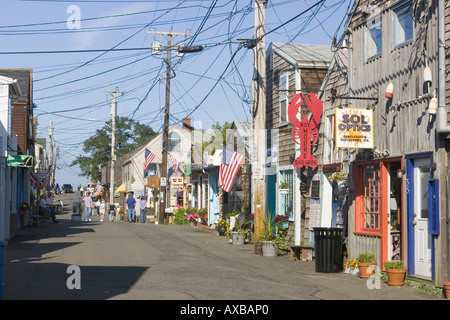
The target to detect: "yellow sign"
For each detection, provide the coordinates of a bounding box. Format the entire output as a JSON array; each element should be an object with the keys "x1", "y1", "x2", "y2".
[{"x1": 335, "y1": 108, "x2": 373, "y2": 149}]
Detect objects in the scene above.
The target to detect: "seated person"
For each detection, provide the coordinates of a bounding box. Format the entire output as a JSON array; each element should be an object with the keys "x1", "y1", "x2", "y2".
[{"x1": 40, "y1": 195, "x2": 58, "y2": 223}]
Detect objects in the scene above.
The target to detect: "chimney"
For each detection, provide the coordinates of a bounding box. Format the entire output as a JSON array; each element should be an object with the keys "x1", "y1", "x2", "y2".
[{"x1": 182, "y1": 118, "x2": 192, "y2": 131}]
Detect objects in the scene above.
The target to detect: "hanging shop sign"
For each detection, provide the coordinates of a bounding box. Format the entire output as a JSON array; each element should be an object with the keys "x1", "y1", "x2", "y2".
[
  {"x1": 147, "y1": 175, "x2": 160, "y2": 188},
  {"x1": 335, "y1": 108, "x2": 373, "y2": 149},
  {"x1": 7, "y1": 154, "x2": 33, "y2": 167},
  {"x1": 288, "y1": 93, "x2": 323, "y2": 168}
]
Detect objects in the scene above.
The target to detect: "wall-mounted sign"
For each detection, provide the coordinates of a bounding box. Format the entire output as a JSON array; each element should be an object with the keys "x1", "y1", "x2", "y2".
[
  {"x1": 7, "y1": 154, "x2": 33, "y2": 167},
  {"x1": 288, "y1": 93, "x2": 323, "y2": 168},
  {"x1": 335, "y1": 108, "x2": 373, "y2": 149}
]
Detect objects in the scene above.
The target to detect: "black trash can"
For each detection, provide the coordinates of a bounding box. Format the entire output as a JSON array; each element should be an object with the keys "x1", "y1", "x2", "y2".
[{"x1": 313, "y1": 227, "x2": 344, "y2": 273}]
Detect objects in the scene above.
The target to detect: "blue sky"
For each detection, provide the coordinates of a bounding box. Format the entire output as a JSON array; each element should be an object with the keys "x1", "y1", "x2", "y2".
[{"x1": 0, "y1": 0, "x2": 351, "y2": 188}]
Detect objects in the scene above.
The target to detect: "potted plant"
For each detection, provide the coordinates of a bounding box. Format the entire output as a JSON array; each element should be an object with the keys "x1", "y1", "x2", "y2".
[
  {"x1": 231, "y1": 216, "x2": 250, "y2": 245},
  {"x1": 275, "y1": 214, "x2": 289, "y2": 229},
  {"x1": 216, "y1": 219, "x2": 228, "y2": 236},
  {"x1": 186, "y1": 214, "x2": 198, "y2": 227},
  {"x1": 259, "y1": 214, "x2": 277, "y2": 257},
  {"x1": 356, "y1": 252, "x2": 376, "y2": 279},
  {"x1": 443, "y1": 281, "x2": 450, "y2": 299},
  {"x1": 384, "y1": 260, "x2": 407, "y2": 287},
  {"x1": 71, "y1": 202, "x2": 82, "y2": 222},
  {"x1": 279, "y1": 182, "x2": 290, "y2": 195}
]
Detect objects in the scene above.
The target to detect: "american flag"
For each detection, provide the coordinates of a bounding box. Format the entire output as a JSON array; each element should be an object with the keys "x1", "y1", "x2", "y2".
[
  {"x1": 218, "y1": 146, "x2": 244, "y2": 192},
  {"x1": 169, "y1": 153, "x2": 179, "y2": 174},
  {"x1": 144, "y1": 148, "x2": 155, "y2": 170}
]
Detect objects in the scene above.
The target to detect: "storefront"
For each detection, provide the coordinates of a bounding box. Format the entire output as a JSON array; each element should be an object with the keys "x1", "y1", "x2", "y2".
[{"x1": 352, "y1": 157, "x2": 403, "y2": 267}]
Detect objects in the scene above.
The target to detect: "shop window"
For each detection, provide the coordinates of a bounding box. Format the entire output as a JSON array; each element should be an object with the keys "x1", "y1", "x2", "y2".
[
  {"x1": 356, "y1": 165, "x2": 382, "y2": 235},
  {"x1": 392, "y1": 1, "x2": 413, "y2": 48},
  {"x1": 279, "y1": 170, "x2": 293, "y2": 220},
  {"x1": 324, "y1": 113, "x2": 342, "y2": 164},
  {"x1": 366, "y1": 14, "x2": 382, "y2": 60}
]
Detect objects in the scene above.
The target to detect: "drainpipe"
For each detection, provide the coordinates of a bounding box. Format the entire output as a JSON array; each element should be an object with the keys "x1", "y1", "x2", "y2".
[{"x1": 437, "y1": 0, "x2": 449, "y2": 134}]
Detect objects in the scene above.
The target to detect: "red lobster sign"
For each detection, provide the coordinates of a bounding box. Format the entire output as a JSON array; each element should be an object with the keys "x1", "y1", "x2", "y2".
[{"x1": 287, "y1": 93, "x2": 323, "y2": 168}]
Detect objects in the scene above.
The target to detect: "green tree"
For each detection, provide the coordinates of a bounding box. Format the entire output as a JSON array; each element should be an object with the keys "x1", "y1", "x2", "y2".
[
  {"x1": 71, "y1": 117, "x2": 157, "y2": 180},
  {"x1": 201, "y1": 121, "x2": 232, "y2": 156}
]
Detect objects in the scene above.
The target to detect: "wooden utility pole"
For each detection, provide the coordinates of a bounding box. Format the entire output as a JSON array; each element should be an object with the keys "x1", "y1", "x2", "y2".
[
  {"x1": 104, "y1": 89, "x2": 126, "y2": 205},
  {"x1": 149, "y1": 30, "x2": 191, "y2": 225},
  {"x1": 253, "y1": 0, "x2": 267, "y2": 248}
]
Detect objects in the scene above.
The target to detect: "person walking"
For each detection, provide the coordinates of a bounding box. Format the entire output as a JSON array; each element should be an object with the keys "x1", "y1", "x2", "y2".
[
  {"x1": 126, "y1": 193, "x2": 136, "y2": 223},
  {"x1": 95, "y1": 199, "x2": 101, "y2": 216},
  {"x1": 139, "y1": 196, "x2": 147, "y2": 223},
  {"x1": 109, "y1": 203, "x2": 116, "y2": 222},
  {"x1": 99, "y1": 199, "x2": 106, "y2": 222},
  {"x1": 82, "y1": 192, "x2": 93, "y2": 221}
]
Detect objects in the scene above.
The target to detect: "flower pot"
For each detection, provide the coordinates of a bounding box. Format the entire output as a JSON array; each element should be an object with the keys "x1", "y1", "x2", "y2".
[
  {"x1": 386, "y1": 269, "x2": 406, "y2": 287},
  {"x1": 443, "y1": 282, "x2": 450, "y2": 299},
  {"x1": 279, "y1": 189, "x2": 289, "y2": 195},
  {"x1": 261, "y1": 241, "x2": 277, "y2": 257},
  {"x1": 217, "y1": 226, "x2": 227, "y2": 236},
  {"x1": 190, "y1": 221, "x2": 197, "y2": 227},
  {"x1": 358, "y1": 263, "x2": 376, "y2": 279},
  {"x1": 232, "y1": 232, "x2": 244, "y2": 245}
]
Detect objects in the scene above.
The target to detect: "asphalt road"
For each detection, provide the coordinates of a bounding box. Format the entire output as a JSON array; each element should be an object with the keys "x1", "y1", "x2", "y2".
[{"x1": 2, "y1": 193, "x2": 445, "y2": 312}]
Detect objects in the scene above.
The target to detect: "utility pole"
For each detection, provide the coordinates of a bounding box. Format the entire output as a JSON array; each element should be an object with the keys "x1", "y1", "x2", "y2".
[
  {"x1": 104, "y1": 89, "x2": 126, "y2": 205},
  {"x1": 253, "y1": 0, "x2": 267, "y2": 248},
  {"x1": 148, "y1": 30, "x2": 191, "y2": 225},
  {"x1": 48, "y1": 120, "x2": 54, "y2": 188}
]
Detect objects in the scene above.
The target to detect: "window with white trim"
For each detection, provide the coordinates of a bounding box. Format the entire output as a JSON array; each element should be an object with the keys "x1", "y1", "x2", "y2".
[
  {"x1": 366, "y1": 14, "x2": 382, "y2": 60},
  {"x1": 392, "y1": 1, "x2": 413, "y2": 48}
]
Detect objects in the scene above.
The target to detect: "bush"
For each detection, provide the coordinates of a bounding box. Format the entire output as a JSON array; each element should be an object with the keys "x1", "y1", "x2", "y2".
[
  {"x1": 173, "y1": 208, "x2": 189, "y2": 225},
  {"x1": 356, "y1": 252, "x2": 375, "y2": 264},
  {"x1": 384, "y1": 260, "x2": 406, "y2": 270}
]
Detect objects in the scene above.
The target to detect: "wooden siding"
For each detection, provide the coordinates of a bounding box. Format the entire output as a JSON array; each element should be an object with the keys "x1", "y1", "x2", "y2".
[
  {"x1": 11, "y1": 102, "x2": 28, "y2": 155},
  {"x1": 445, "y1": 0, "x2": 450, "y2": 126},
  {"x1": 266, "y1": 48, "x2": 330, "y2": 247},
  {"x1": 349, "y1": 0, "x2": 438, "y2": 159}
]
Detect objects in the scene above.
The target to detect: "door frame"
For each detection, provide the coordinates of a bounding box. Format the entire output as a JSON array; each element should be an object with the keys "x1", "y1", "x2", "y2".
[{"x1": 405, "y1": 151, "x2": 434, "y2": 279}]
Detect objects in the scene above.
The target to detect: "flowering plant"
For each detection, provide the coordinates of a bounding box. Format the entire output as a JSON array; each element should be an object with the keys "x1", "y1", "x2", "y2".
[
  {"x1": 186, "y1": 213, "x2": 198, "y2": 221},
  {"x1": 329, "y1": 171, "x2": 348, "y2": 182},
  {"x1": 19, "y1": 202, "x2": 31, "y2": 210},
  {"x1": 274, "y1": 215, "x2": 288, "y2": 223},
  {"x1": 246, "y1": 213, "x2": 254, "y2": 220},
  {"x1": 349, "y1": 259, "x2": 358, "y2": 269},
  {"x1": 216, "y1": 219, "x2": 227, "y2": 228}
]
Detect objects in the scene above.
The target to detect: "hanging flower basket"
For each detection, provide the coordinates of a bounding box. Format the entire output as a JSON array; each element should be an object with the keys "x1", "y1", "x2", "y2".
[{"x1": 279, "y1": 189, "x2": 289, "y2": 195}]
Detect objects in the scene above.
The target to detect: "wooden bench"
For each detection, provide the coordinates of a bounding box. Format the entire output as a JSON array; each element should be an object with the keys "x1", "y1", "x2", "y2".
[{"x1": 290, "y1": 245, "x2": 314, "y2": 261}]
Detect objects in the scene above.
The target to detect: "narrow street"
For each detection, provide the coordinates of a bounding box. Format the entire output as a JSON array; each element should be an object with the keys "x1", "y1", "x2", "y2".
[{"x1": 3, "y1": 193, "x2": 441, "y2": 307}]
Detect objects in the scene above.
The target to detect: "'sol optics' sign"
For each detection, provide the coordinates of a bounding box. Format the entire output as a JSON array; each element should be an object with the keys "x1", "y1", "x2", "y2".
[{"x1": 335, "y1": 108, "x2": 373, "y2": 149}]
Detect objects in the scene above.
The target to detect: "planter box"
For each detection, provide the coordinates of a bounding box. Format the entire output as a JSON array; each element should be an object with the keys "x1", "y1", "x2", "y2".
[
  {"x1": 261, "y1": 241, "x2": 277, "y2": 257},
  {"x1": 232, "y1": 232, "x2": 244, "y2": 245},
  {"x1": 71, "y1": 215, "x2": 82, "y2": 222}
]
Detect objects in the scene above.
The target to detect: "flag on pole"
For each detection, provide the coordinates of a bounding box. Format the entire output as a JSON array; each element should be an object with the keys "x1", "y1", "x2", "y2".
[
  {"x1": 218, "y1": 146, "x2": 244, "y2": 192},
  {"x1": 144, "y1": 148, "x2": 155, "y2": 170},
  {"x1": 169, "y1": 153, "x2": 179, "y2": 174}
]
